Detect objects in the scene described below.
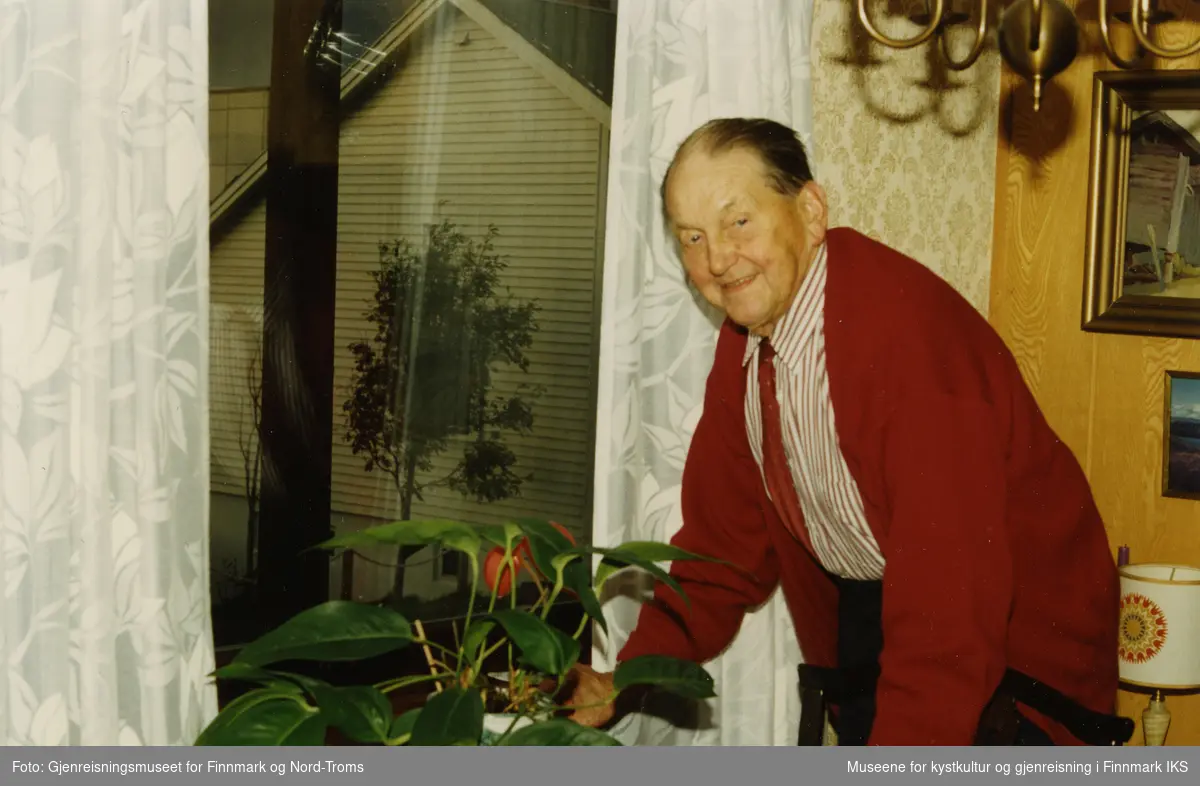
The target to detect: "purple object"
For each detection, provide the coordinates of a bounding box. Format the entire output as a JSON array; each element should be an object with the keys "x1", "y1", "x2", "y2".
[{"x1": 1117, "y1": 545, "x2": 1130, "y2": 567}]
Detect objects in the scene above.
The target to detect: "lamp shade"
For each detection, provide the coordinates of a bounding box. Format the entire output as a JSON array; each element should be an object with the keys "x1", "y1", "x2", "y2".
[{"x1": 1118, "y1": 563, "x2": 1200, "y2": 690}]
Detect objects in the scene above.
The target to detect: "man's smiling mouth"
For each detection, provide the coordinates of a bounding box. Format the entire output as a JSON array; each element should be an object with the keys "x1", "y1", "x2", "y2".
[{"x1": 721, "y1": 274, "x2": 756, "y2": 292}]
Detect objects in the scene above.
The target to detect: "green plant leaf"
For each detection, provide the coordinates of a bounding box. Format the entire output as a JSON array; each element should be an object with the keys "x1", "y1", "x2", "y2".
[
  {"x1": 490, "y1": 609, "x2": 579, "y2": 675},
  {"x1": 286, "y1": 715, "x2": 330, "y2": 746},
  {"x1": 233, "y1": 601, "x2": 413, "y2": 667},
  {"x1": 593, "y1": 560, "x2": 624, "y2": 591},
  {"x1": 602, "y1": 541, "x2": 729, "y2": 566},
  {"x1": 389, "y1": 708, "x2": 421, "y2": 744},
  {"x1": 554, "y1": 552, "x2": 607, "y2": 635},
  {"x1": 462, "y1": 619, "x2": 496, "y2": 669},
  {"x1": 500, "y1": 719, "x2": 622, "y2": 746},
  {"x1": 196, "y1": 689, "x2": 326, "y2": 746},
  {"x1": 212, "y1": 662, "x2": 272, "y2": 681},
  {"x1": 591, "y1": 542, "x2": 735, "y2": 600},
  {"x1": 273, "y1": 672, "x2": 330, "y2": 694},
  {"x1": 550, "y1": 551, "x2": 582, "y2": 573},
  {"x1": 503, "y1": 520, "x2": 524, "y2": 545},
  {"x1": 409, "y1": 688, "x2": 484, "y2": 746},
  {"x1": 211, "y1": 663, "x2": 329, "y2": 695},
  {"x1": 311, "y1": 685, "x2": 392, "y2": 744},
  {"x1": 319, "y1": 519, "x2": 484, "y2": 557},
  {"x1": 613, "y1": 655, "x2": 716, "y2": 700},
  {"x1": 594, "y1": 550, "x2": 687, "y2": 607},
  {"x1": 478, "y1": 523, "x2": 511, "y2": 548},
  {"x1": 211, "y1": 663, "x2": 300, "y2": 691},
  {"x1": 512, "y1": 517, "x2": 573, "y2": 577}
]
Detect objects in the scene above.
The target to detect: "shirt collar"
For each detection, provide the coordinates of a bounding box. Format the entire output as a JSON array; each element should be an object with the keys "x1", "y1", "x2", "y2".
[{"x1": 742, "y1": 242, "x2": 828, "y2": 368}]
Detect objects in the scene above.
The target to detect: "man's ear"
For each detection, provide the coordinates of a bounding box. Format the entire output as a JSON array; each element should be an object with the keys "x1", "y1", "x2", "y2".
[{"x1": 796, "y1": 181, "x2": 828, "y2": 243}]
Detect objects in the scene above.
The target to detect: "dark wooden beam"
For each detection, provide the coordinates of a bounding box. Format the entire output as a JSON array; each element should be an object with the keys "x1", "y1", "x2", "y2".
[{"x1": 256, "y1": 0, "x2": 342, "y2": 626}]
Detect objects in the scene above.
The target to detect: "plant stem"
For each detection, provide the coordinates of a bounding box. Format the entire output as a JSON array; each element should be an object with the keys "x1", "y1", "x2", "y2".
[
  {"x1": 540, "y1": 578, "x2": 564, "y2": 620},
  {"x1": 375, "y1": 672, "x2": 447, "y2": 694},
  {"x1": 479, "y1": 636, "x2": 508, "y2": 664},
  {"x1": 457, "y1": 554, "x2": 481, "y2": 670},
  {"x1": 467, "y1": 631, "x2": 504, "y2": 679},
  {"x1": 571, "y1": 613, "x2": 588, "y2": 640},
  {"x1": 526, "y1": 564, "x2": 545, "y2": 593},
  {"x1": 494, "y1": 710, "x2": 528, "y2": 745},
  {"x1": 412, "y1": 638, "x2": 457, "y2": 659},
  {"x1": 507, "y1": 557, "x2": 518, "y2": 674},
  {"x1": 526, "y1": 582, "x2": 551, "y2": 618},
  {"x1": 485, "y1": 551, "x2": 512, "y2": 616}
]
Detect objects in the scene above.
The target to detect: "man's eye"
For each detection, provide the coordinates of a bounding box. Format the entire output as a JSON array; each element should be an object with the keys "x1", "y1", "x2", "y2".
[
  {"x1": 687, "y1": 234, "x2": 702, "y2": 244},
  {"x1": 734, "y1": 218, "x2": 749, "y2": 227}
]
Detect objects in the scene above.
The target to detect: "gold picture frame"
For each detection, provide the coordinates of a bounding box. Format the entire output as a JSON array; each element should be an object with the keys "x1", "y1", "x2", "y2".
[
  {"x1": 1163, "y1": 370, "x2": 1200, "y2": 501},
  {"x1": 1084, "y1": 70, "x2": 1200, "y2": 339}
]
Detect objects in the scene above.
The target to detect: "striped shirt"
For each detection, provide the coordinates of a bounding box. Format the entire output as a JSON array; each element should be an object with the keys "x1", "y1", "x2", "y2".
[{"x1": 742, "y1": 244, "x2": 885, "y2": 580}]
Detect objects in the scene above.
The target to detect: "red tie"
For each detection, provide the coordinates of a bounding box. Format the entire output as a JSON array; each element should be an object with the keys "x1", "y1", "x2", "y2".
[{"x1": 758, "y1": 341, "x2": 812, "y2": 551}]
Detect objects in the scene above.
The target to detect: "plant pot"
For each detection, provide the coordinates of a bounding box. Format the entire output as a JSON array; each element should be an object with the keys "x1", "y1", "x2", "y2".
[{"x1": 481, "y1": 713, "x2": 533, "y2": 745}]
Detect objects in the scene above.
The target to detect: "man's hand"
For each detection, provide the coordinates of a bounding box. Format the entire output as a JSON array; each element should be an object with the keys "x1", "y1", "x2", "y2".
[{"x1": 558, "y1": 664, "x2": 617, "y2": 727}]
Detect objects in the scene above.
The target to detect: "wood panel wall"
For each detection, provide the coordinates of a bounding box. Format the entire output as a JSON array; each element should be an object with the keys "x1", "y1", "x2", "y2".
[{"x1": 989, "y1": 6, "x2": 1200, "y2": 746}]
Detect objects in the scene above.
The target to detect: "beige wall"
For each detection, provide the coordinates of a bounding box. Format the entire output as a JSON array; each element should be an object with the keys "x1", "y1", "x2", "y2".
[{"x1": 812, "y1": 1, "x2": 1001, "y2": 312}]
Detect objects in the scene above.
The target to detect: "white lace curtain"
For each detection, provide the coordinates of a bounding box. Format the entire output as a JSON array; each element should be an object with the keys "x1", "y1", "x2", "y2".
[
  {"x1": 0, "y1": 0, "x2": 217, "y2": 745},
  {"x1": 592, "y1": 0, "x2": 816, "y2": 746}
]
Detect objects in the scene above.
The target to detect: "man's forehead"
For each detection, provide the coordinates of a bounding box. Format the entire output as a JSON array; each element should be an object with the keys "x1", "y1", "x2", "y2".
[{"x1": 668, "y1": 169, "x2": 760, "y2": 219}]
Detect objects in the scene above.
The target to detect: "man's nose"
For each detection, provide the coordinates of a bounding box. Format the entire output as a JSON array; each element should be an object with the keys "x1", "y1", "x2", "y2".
[{"x1": 708, "y1": 241, "x2": 735, "y2": 277}]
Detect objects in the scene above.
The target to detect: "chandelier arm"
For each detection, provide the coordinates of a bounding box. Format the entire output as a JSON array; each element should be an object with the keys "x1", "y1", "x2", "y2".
[
  {"x1": 1097, "y1": 0, "x2": 1145, "y2": 69},
  {"x1": 856, "y1": 0, "x2": 946, "y2": 49},
  {"x1": 1030, "y1": 0, "x2": 1043, "y2": 52},
  {"x1": 1130, "y1": 0, "x2": 1200, "y2": 59},
  {"x1": 940, "y1": 0, "x2": 990, "y2": 71}
]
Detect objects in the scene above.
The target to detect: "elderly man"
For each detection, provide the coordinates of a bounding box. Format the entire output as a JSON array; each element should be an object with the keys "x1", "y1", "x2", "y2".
[{"x1": 567, "y1": 118, "x2": 1127, "y2": 746}]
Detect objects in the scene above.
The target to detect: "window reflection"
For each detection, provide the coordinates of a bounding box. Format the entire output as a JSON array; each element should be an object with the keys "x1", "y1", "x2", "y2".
[{"x1": 208, "y1": 0, "x2": 616, "y2": 647}]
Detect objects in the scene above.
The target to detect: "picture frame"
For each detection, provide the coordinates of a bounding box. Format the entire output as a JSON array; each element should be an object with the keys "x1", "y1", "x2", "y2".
[
  {"x1": 1083, "y1": 70, "x2": 1200, "y2": 339},
  {"x1": 1163, "y1": 370, "x2": 1200, "y2": 501}
]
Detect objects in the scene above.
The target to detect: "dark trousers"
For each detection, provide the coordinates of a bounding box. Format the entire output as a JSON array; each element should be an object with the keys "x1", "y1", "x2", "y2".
[{"x1": 832, "y1": 577, "x2": 1053, "y2": 746}]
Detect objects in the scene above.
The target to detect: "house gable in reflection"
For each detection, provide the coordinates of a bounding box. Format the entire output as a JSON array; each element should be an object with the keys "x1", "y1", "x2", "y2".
[{"x1": 207, "y1": 0, "x2": 614, "y2": 602}]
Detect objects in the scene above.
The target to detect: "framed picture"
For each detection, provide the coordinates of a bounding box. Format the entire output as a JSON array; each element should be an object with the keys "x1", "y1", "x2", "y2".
[
  {"x1": 1163, "y1": 371, "x2": 1200, "y2": 500},
  {"x1": 1083, "y1": 71, "x2": 1200, "y2": 339}
]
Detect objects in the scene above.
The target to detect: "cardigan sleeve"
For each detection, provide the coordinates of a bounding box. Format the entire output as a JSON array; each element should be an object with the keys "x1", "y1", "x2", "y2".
[
  {"x1": 868, "y1": 393, "x2": 1013, "y2": 746},
  {"x1": 616, "y1": 401, "x2": 781, "y2": 665}
]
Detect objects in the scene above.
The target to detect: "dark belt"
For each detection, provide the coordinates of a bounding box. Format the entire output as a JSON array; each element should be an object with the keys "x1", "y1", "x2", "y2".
[
  {"x1": 796, "y1": 576, "x2": 1133, "y2": 747},
  {"x1": 797, "y1": 662, "x2": 1134, "y2": 746}
]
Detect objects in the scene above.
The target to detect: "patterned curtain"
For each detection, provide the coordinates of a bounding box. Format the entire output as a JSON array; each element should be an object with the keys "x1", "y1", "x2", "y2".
[
  {"x1": 0, "y1": 0, "x2": 217, "y2": 745},
  {"x1": 593, "y1": 0, "x2": 814, "y2": 746}
]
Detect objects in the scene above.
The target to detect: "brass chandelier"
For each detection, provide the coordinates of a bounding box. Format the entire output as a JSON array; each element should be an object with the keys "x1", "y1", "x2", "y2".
[{"x1": 856, "y1": 0, "x2": 1200, "y2": 110}]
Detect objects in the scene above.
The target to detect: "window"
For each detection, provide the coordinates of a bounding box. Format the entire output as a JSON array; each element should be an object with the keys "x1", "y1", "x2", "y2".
[{"x1": 207, "y1": 0, "x2": 616, "y2": 651}]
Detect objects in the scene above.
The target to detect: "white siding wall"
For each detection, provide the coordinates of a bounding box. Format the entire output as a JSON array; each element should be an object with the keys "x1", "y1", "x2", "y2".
[
  {"x1": 210, "y1": 204, "x2": 266, "y2": 492},
  {"x1": 209, "y1": 8, "x2": 605, "y2": 549},
  {"x1": 209, "y1": 89, "x2": 269, "y2": 193}
]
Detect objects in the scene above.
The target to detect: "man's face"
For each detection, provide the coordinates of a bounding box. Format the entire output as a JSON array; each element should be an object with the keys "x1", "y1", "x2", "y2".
[{"x1": 665, "y1": 146, "x2": 826, "y2": 338}]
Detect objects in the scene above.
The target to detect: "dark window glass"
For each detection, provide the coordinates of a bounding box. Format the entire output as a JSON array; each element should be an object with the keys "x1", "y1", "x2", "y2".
[{"x1": 208, "y1": 0, "x2": 616, "y2": 650}]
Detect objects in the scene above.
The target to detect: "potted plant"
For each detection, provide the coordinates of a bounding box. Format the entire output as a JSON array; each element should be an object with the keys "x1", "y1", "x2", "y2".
[{"x1": 196, "y1": 518, "x2": 722, "y2": 746}]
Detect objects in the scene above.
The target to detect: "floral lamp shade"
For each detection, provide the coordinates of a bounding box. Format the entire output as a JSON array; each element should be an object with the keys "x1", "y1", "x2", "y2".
[{"x1": 1118, "y1": 564, "x2": 1200, "y2": 690}]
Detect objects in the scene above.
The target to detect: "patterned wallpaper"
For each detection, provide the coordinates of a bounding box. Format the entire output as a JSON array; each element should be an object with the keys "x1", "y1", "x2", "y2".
[{"x1": 810, "y1": 1, "x2": 1001, "y2": 313}]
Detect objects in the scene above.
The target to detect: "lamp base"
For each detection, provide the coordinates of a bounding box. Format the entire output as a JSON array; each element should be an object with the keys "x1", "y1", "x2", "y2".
[{"x1": 1142, "y1": 692, "x2": 1171, "y2": 746}]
